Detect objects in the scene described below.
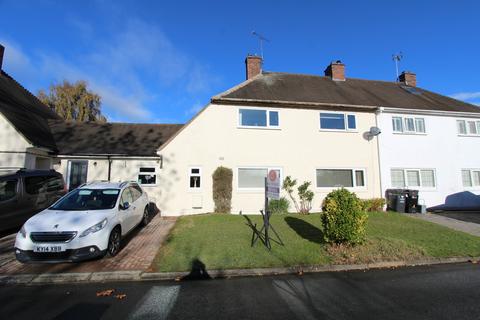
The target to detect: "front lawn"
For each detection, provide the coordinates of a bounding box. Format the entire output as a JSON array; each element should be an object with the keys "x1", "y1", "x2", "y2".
[{"x1": 153, "y1": 212, "x2": 480, "y2": 272}]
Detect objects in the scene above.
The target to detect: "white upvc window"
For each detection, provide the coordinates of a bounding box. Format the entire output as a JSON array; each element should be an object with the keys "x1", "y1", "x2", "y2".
[
  {"x1": 237, "y1": 167, "x2": 281, "y2": 190},
  {"x1": 461, "y1": 169, "x2": 480, "y2": 188},
  {"x1": 138, "y1": 167, "x2": 157, "y2": 186},
  {"x1": 315, "y1": 168, "x2": 366, "y2": 189},
  {"x1": 319, "y1": 112, "x2": 356, "y2": 131},
  {"x1": 392, "y1": 116, "x2": 426, "y2": 134},
  {"x1": 189, "y1": 167, "x2": 202, "y2": 190},
  {"x1": 238, "y1": 108, "x2": 279, "y2": 129},
  {"x1": 457, "y1": 119, "x2": 480, "y2": 136},
  {"x1": 390, "y1": 168, "x2": 436, "y2": 189}
]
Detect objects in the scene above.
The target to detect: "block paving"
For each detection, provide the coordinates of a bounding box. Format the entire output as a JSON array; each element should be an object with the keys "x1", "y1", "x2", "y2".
[{"x1": 0, "y1": 214, "x2": 176, "y2": 275}]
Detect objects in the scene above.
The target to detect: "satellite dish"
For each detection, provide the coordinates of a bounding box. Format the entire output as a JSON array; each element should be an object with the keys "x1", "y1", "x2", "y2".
[{"x1": 369, "y1": 126, "x2": 381, "y2": 136}]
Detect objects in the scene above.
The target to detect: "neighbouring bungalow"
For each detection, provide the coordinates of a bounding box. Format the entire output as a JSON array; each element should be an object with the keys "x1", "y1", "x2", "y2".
[{"x1": 1, "y1": 42, "x2": 479, "y2": 215}]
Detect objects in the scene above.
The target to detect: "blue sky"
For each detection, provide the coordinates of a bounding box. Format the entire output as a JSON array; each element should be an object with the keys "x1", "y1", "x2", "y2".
[{"x1": 0, "y1": 0, "x2": 479, "y2": 123}]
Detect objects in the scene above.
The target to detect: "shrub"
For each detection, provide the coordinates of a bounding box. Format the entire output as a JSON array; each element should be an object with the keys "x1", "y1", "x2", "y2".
[
  {"x1": 269, "y1": 197, "x2": 290, "y2": 214},
  {"x1": 212, "y1": 167, "x2": 233, "y2": 213},
  {"x1": 360, "y1": 198, "x2": 386, "y2": 212},
  {"x1": 321, "y1": 188, "x2": 368, "y2": 245},
  {"x1": 282, "y1": 176, "x2": 315, "y2": 214},
  {"x1": 298, "y1": 181, "x2": 314, "y2": 214}
]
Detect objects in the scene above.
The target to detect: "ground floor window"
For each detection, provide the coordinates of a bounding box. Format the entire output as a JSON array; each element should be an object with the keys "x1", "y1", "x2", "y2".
[
  {"x1": 315, "y1": 168, "x2": 365, "y2": 188},
  {"x1": 238, "y1": 167, "x2": 281, "y2": 189},
  {"x1": 461, "y1": 169, "x2": 480, "y2": 187},
  {"x1": 390, "y1": 168, "x2": 436, "y2": 188},
  {"x1": 138, "y1": 167, "x2": 156, "y2": 185},
  {"x1": 189, "y1": 167, "x2": 201, "y2": 189}
]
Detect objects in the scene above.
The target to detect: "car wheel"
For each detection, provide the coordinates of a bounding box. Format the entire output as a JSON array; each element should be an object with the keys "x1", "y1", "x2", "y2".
[
  {"x1": 141, "y1": 206, "x2": 150, "y2": 226},
  {"x1": 107, "y1": 228, "x2": 121, "y2": 257}
]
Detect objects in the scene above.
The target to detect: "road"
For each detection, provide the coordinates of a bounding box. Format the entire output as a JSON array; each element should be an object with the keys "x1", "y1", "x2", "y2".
[{"x1": 1, "y1": 263, "x2": 480, "y2": 320}]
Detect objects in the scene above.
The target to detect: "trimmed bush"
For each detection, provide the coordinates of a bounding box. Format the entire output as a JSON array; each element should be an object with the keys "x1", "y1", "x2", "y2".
[
  {"x1": 212, "y1": 167, "x2": 233, "y2": 213},
  {"x1": 360, "y1": 198, "x2": 386, "y2": 212},
  {"x1": 321, "y1": 188, "x2": 368, "y2": 245},
  {"x1": 269, "y1": 197, "x2": 290, "y2": 214}
]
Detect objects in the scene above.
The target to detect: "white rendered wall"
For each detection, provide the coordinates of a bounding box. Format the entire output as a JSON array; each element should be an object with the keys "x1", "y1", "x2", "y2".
[
  {"x1": 158, "y1": 103, "x2": 381, "y2": 216},
  {"x1": 377, "y1": 111, "x2": 480, "y2": 209}
]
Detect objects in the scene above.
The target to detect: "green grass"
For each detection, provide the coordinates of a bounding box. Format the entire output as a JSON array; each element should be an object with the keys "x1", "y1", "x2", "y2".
[{"x1": 153, "y1": 212, "x2": 480, "y2": 272}]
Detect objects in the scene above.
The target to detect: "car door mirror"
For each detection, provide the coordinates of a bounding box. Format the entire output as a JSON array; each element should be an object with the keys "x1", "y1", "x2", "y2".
[{"x1": 121, "y1": 202, "x2": 130, "y2": 210}]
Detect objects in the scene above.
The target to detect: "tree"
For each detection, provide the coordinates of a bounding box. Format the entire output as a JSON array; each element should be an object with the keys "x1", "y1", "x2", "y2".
[{"x1": 38, "y1": 80, "x2": 106, "y2": 122}]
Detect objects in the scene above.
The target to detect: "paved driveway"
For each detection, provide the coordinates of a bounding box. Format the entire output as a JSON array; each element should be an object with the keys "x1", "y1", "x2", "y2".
[
  {"x1": 0, "y1": 214, "x2": 176, "y2": 275},
  {"x1": 433, "y1": 211, "x2": 480, "y2": 224}
]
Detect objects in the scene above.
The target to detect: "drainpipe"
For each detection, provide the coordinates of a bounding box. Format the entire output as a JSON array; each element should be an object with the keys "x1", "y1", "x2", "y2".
[
  {"x1": 375, "y1": 107, "x2": 384, "y2": 199},
  {"x1": 107, "y1": 156, "x2": 112, "y2": 182}
]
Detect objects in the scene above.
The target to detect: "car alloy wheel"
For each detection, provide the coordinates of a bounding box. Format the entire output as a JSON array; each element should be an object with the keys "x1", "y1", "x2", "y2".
[
  {"x1": 142, "y1": 207, "x2": 150, "y2": 226},
  {"x1": 107, "y1": 228, "x2": 121, "y2": 257}
]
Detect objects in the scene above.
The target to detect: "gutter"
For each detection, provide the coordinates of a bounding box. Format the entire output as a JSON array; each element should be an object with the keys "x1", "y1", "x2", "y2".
[
  {"x1": 380, "y1": 107, "x2": 480, "y2": 118},
  {"x1": 211, "y1": 97, "x2": 378, "y2": 112}
]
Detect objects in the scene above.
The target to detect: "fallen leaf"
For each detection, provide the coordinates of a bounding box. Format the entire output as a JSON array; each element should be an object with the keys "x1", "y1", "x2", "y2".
[
  {"x1": 115, "y1": 294, "x2": 127, "y2": 300},
  {"x1": 174, "y1": 277, "x2": 181, "y2": 282},
  {"x1": 96, "y1": 289, "x2": 115, "y2": 297}
]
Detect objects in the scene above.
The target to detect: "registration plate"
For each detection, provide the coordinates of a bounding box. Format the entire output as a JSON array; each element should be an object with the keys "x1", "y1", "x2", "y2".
[{"x1": 33, "y1": 245, "x2": 65, "y2": 253}]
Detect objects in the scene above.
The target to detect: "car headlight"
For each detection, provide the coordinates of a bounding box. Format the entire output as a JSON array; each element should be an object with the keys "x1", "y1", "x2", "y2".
[
  {"x1": 19, "y1": 225, "x2": 26, "y2": 238},
  {"x1": 79, "y1": 218, "x2": 108, "y2": 238}
]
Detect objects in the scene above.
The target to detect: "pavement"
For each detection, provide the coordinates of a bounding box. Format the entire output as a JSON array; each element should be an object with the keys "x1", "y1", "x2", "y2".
[
  {"x1": 0, "y1": 214, "x2": 176, "y2": 275},
  {"x1": 405, "y1": 212, "x2": 480, "y2": 237},
  {"x1": 433, "y1": 210, "x2": 480, "y2": 224},
  {"x1": 1, "y1": 262, "x2": 480, "y2": 320}
]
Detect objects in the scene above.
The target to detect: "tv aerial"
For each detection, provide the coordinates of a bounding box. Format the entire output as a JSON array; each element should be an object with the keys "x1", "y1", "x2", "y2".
[
  {"x1": 252, "y1": 31, "x2": 270, "y2": 60},
  {"x1": 392, "y1": 52, "x2": 403, "y2": 81}
]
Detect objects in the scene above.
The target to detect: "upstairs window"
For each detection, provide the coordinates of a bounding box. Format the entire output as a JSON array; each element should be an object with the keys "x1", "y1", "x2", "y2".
[
  {"x1": 457, "y1": 120, "x2": 480, "y2": 136},
  {"x1": 138, "y1": 167, "x2": 156, "y2": 185},
  {"x1": 239, "y1": 109, "x2": 279, "y2": 128},
  {"x1": 392, "y1": 116, "x2": 425, "y2": 134},
  {"x1": 320, "y1": 113, "x2": 356, "y2": 131},
  {"x1": 189, "y1": 167, "x2": 201, "y2": 189}
]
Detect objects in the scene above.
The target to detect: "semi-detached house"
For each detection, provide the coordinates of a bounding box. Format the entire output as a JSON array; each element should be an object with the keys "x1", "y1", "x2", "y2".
[{"x1": 1, "y1": 42, "x2": 479, "y2": 215}]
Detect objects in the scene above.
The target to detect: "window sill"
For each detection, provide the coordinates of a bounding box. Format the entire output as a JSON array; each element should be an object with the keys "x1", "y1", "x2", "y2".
[
  {"x1": 458, "y1": 134, "x2": 480, "y2": 137},
  {"x1": 139, "y1": 184, "x2": 157, "y2": 187},
  {"x1": 237, "y1": 126, "x2": 281, "y2": 130},
  {"x1": 392, "y1": 132, "x2": 427, "y2": 136},
  {"x1": 319, "y1": 129, "x2": 358, "y2": 133},
  {"x1": 315, "y1": 186, "x2": 367, "y2": 191}
]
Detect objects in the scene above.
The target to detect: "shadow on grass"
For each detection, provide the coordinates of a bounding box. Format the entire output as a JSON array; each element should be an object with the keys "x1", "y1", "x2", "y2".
[{"x1": 284, "y1": 217, "x2": 324, "y2": 244}]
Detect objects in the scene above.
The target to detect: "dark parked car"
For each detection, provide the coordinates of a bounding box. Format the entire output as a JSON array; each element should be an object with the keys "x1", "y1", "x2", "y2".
[{"x1": 0, "y1": 169, "x2": 66, "y2": 234}]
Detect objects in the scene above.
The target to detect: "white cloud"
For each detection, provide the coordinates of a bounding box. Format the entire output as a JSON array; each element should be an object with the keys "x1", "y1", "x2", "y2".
[
  {"x1": 185, "y1": 102, "x2": 205, "y2": 116},
  {"x1": 0, "y1": 39, "x2": 33, "y2": 77},
  {"x1": 450, "y1": 92, "x2": 480, "y2": 101},
  {"x1": 0, "y1": 19, "x2": 219, "y2": 122}
]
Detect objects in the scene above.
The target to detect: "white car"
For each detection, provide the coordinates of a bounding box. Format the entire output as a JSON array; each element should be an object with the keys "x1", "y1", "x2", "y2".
[{"x1": 15, "y1": 181, "x2": 151, "y2": 263}]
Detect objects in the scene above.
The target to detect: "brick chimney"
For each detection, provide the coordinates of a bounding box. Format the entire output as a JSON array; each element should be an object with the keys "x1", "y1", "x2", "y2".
[
  {"x1": 399, "y1": 71, "x2": 416, "y2": 87},
  {"x1": 245, "y1": 55, "x2": 262, "y2": 80},
  {"x1": 324, "y1": 60, "x2": 345, "y2": 81},
  {"x1": 0, "y1": 44, "x2": 4, "y2": 70}
]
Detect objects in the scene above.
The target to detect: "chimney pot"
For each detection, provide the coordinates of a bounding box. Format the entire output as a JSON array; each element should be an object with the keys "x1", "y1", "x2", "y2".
[
  {"x1": 245, "y1": 55, "x2": 262, "y2": 80},
  {"x1": 399, "y1": 71, "x2": 416, "y2": 87},
  {"x1": 324, "y1": 60, "x2": 345, "y2": 81},
  {"x1": 0, "y1": 44, "x2": 4, "y2": 70}
]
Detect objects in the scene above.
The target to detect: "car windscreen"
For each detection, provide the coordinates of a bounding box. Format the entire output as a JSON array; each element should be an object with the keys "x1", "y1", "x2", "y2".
[{"x1": 50, "y1": 189, "x2": 120, "y2": 211}]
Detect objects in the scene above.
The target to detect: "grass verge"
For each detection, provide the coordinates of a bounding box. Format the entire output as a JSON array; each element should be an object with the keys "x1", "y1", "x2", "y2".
[{"x1": 153, "y1": 212, "x2": 480, "y2": 272}]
